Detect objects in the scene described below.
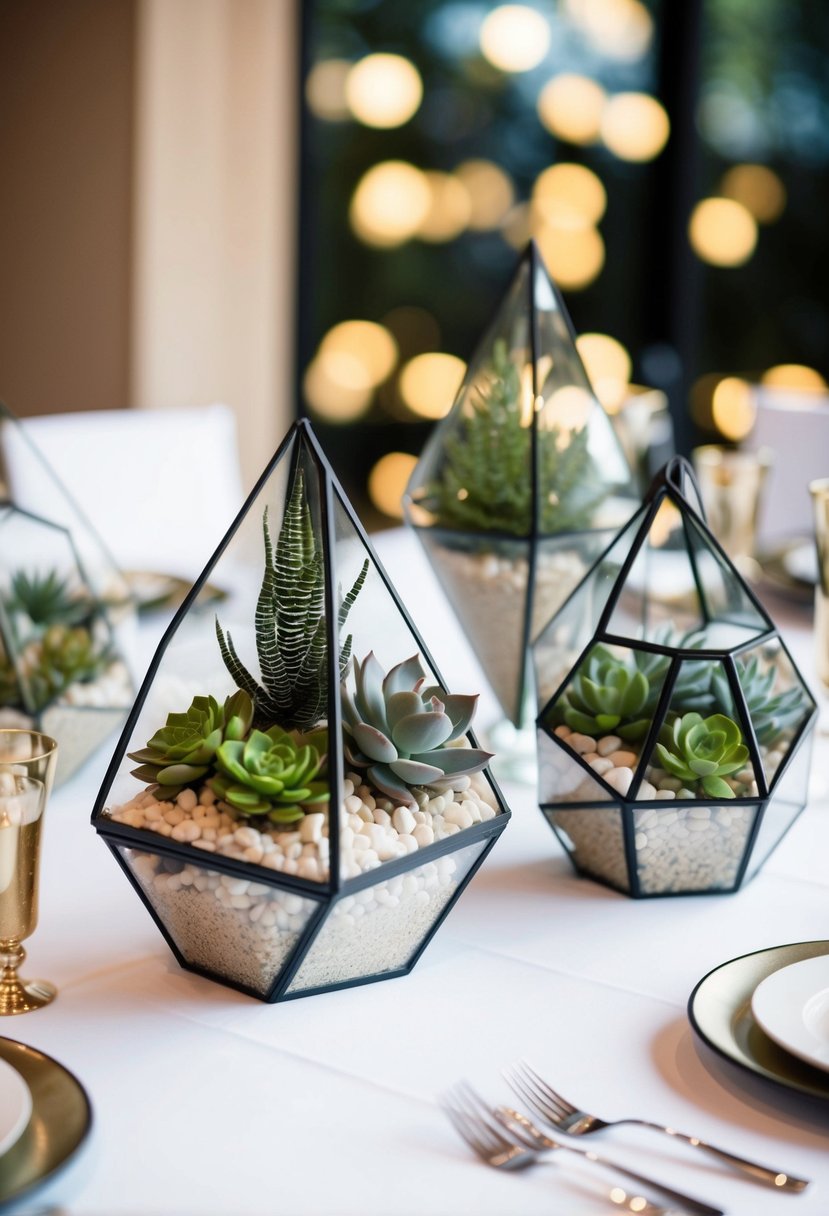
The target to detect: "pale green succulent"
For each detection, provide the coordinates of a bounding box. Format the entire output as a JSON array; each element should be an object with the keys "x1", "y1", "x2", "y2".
[
  {"x1": 129, "y1": 690, "x2": 254, "y2": 798},
  {"x1": 555, "y1": 644, "x2": 652, "y2": 740},
  {"x1": 655, "y1": 712, "x2": 750, "y2": 799},
  {"x1": 712, "y1": 655, "x2": 805, "y2": 747},
  {"x1": 209, "y1": 726, "x2": 328, "y2": 822},
  {"x1": 342, "y1": 651, "x2": 491, "y2": 808}
]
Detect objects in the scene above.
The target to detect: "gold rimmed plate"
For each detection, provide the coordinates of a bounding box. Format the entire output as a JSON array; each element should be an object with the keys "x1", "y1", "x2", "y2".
[
  {"x1": 688, "y1": 940, "x2": 829, "y2": 1104},
  {"x1": 0, "y1": 1037, "x2": 92, "y2": 1210},
  {"x1": 123, "y1": 570, "x2": 227, "y2": 615}
]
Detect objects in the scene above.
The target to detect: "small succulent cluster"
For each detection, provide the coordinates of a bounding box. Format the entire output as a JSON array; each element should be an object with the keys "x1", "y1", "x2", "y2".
[
  {"x1": 129, "y1": 691, "x2": 253, "y2": 797},
  {"x1": 655, "y1": 712, "x2": 749, "y2": 800},
  {"x1": 0, "y1": 569, "x2": 113, "y2": 713},
  {"x1": 342, "y1": 652, "x2": 491, "y2": 808},
  {"x1": 419, "y1": 340, "x2": 608, "y2": 536},
  {"x1": 713, "y1": 654, "x2": 806, "y2": 746},
  {"x1": 555, "y1": 645, "x2": 651, "y2": 741}
]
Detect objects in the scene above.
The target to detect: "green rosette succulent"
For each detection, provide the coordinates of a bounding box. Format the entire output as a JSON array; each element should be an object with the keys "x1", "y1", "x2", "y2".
[
  {"x1": 655, "y1": 712, "x2": 750, "y2": 799},
  {"x1": 712, "y1": 655, "x2": 805, "y2": 747},
  {"x1": 632, "y1": 626, "x2": 715, "y2": 715},
  {"x1": 129, "y1": 690, "x2": 254, "y2": 798},
  {"x1": 342, "y1": 651, "x2": 492, "y2": 808},
  {"x1": 209, "y1": 726, "x2": 329, "y2": 822},
  {"x1": 557, "y1": 645, "x2": 651, "y2": 740},
  {"x1": 24, "y1": 624, "x2": 112, "y2": 710}
]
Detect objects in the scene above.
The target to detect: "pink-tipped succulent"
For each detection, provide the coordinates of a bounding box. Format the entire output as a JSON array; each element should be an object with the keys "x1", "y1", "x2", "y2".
[{"x1": 342, "y1": 652, "x2": 492, "y2": 808}]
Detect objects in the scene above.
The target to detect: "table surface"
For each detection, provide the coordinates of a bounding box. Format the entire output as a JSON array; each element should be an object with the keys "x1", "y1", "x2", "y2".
[{"x1": 6, "y1": 530, "x2": 829, "y2": 1216}]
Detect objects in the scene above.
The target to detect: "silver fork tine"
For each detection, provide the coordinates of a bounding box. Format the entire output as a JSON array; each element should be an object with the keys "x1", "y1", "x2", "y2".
[
  {"x1": 519, "y1": 1060, "x2": 578, "y2": 1117},
  {"x1": 446, "y1": 1084, "x2": 513, "y2": 1154},
  {"x1": 507, "y1": 1062, "x2": 569, "y2": 1123}
]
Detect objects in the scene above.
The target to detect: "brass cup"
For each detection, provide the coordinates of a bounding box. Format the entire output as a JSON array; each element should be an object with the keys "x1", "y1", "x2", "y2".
[
  {"x1": 0, "y1": 730, "x2": 58, "y2": 1015},
  {"x1": 692, "y1": 445, "x2": 773, "y2": 580},
  {"x1": 810, "y1": 478, "x2": 829, "y2": 696}
]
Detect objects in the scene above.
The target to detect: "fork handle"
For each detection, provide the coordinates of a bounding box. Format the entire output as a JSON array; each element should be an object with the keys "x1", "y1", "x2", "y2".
[
  {"x1": 622, "y1": 1121, "x2": 809, "y2": 1192},
  {"x1": 564, "y1": 1147, "x2": 724, "y2": 1216}
]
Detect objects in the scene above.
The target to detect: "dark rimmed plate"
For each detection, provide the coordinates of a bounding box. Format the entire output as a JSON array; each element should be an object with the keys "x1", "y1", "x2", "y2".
[
  {"x1": 688, "y1": 940, "x2": 829, "y2": 1104},
  {"x1": 0, "y1": 1037, "x2": 92, "y2": 1210}
]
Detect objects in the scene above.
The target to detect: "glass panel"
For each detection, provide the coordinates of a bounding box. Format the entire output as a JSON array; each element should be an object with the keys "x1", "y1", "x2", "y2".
[
  {"x1": 544, "y1": 806, "x2": 630, "y2": 894},
  {"x1": 633, "y1": 802, "x2": 757, "y2": 894},
  {"x1": 726, "y1": 639, "x2": 815, "y2": 790},
  {"x1": 536, "y1": 730, "x2": 613, "y2": 804},
  {"x1": 641, "y1": 658, "x2": 759, "y2": 802},
  {"x1": 744, "y1": 731, "x2": 814, "y2": 882},
  {"x1": 684, "y1": 514, "x2": 771, "y2": 646},
  {"x1": 542, "y1": 642, "x2": 671, "y2": 799},
  {"x1": 119, "y1": 843, "x2": 319, "y2": 996},
  {"x1": 285, "y1": 837, "x2": 487, "y2": 994}
]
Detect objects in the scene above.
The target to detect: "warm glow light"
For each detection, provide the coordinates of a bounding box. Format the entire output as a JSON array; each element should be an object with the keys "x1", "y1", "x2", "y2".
[
  {"x1": 761, "y1": 364, "x2": 827, "y2": 393},
  {"x1": 319, "y1": 321, "x2": 398, "y2": 388},
  {"x1": 545, "y1": 385, "x2": 594, "y2": 431},
  {"x1": 535, "y1": 223, "x2": 605, "y2": 289},
  {"x1": 533, "y1": 162, "x2": 607, "y2": 225},
  {"x1": 368, "y1": 452, "x2": 418, "y2": 520},
  {"x1": 601, "y1": 93, "x2": 670, "y2": 162},
  {"x1": 350, "y1": 161, "x2": 431, "y2": 247},
  {"x1": 537, "y1": 74, "x2": 606, "y2": 144},
  {"x1": 480, "y1": 5, "x2": 551, "y2": 72},
  {"x1": 689, "y1": 198, "x2": 758, "y2": 267},
  {"x1": 305, "y1": 59, "x2": 351, "y2": 122},
  {"x1": 399, "y1": 352, "x2": 466, "y2": 419},
  {"x1": 454, "y1": 160, "x2": 514, "y2": 229},
  {"x1": 303, "y1": 358, "x2": 371, "y2": 422},
  {"x1": 501, "y1": 202, "x2": 533, "y2": 249},
  {"x1": 345, "y1": 54, "x2": 423, "y2": 129},
  {"x1": 719, "y1": 164, "x2": 786, "y2": 224},
  {"x1": 418, "y1": 172, "x2": 471, "y2": 242},
  {"x1": 576, "y1": 333, "x2": 632, "y2": 412},
  {"x1": 565, "y1": 0, "x2": 654, "y2": 62},
  {"x1": 712, "y1": 376, "x2": 756, "y2": 440}
]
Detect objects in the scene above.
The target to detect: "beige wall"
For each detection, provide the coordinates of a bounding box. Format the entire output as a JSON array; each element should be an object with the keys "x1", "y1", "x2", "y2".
[{"x1": 0, "y1": 0, "x2": 135, "y2": 414}]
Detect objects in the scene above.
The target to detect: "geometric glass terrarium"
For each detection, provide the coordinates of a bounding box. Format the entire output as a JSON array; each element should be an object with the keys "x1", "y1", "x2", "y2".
[
  {"x1": 92, "y1": 420, "x2": 510, "y2": 1001},
  {"x1": 533, "y1": 457, "x2": 816, "y2": 898},
  {"x1": 404, "y1": 242, "x2": 639, "y2": 727}
]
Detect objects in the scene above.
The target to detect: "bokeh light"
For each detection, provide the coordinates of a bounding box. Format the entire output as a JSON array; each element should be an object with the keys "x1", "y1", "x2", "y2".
[
  {"x1": 534, "y1": 223, "x2": 605, "y2": 289},
  {"x1": 545, "y1": 385, "x2": 595, "y2": 430},
  {"x1": 688, "y1": 198, "x2": 758, "y2": 266},
  {"x1": 350, "y1": 161, "x2": 431, "y2": 247},
  {"x1": 345, "y1": 54, "x2": 423, "y2": 129},
  {"x1": 303, "y1": 358, "x2": 372, "y2": 423},
  {"x1": 399, "y1": 352, "x2": 466, "y2": 418},
  {"x1": 576, "y1": 333, "x2": 632, "y2": 412},
  {"x1": 368, "y1": 452, "x2": 419, "y2": 520},
  {"x1": 565, "y1": 0, "x2": 654, "y2": 62},
  {"x1": 454, "y1": 160, "x2": 514, "y2": 229},
  {"x1": 319, "y1": 321, "x2": 398, "y2": 387},
  {"x1": 537, "y1": 73, "x2": 606, "y2": 144},
  {"x1": 532, "y1": 162, "x2": 607, "y2": 225},
  {"x1": 761, "y1": 364, "x2": 827, "y2": 393},
  {"x1": 479, "y1": 5, "x2": 551, "y2": 73},
  {"x1": 601, "y1": 93, "x2": 670, "y2": 162},
  {"x1": 719, "y1": 164, "x2": 786, "y2": 224},
  {"x1": 711, "y1": 376, "x2": 756, "y2": 439},
  {"x1": 418, "y1": 172, "x2": 471, "y2": 242},
  {"x1": 305, "y1": 59, "x2": 351, "y2": 122}
]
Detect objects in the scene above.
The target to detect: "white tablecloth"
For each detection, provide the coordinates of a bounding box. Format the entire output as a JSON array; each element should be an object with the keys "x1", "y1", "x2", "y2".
[{"x1": 10, "y1": 532, "x2": 829, "y2": 1216}]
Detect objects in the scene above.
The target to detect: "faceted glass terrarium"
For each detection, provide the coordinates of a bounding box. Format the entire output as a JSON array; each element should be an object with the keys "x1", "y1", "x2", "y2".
[
  {"x1": 0, "y1": 504, "x2": 133, "y2": 785},
  {"x1": 404, "y1": 242, "x2": 639, "y2": 727},
  {"x1": 92, "y1": 420, "x2": 509, "y2": 1001},
  {"x1": 533, "y1": 457, "x2": 816, "y2": 898}
]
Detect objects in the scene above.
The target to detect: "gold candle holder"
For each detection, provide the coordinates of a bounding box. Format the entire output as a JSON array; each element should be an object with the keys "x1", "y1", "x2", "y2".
[
  {"x1": 692, "y1": 445, "x2": 773, "y2": 580},
  {"x1": 810, "y1": 478, "x2": 829, "y2": 696},
  {"x1": 0, "y1": 729, "x2": 58, "y2": 1015}
]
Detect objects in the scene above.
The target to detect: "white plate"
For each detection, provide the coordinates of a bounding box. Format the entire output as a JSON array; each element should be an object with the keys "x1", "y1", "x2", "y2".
[
  {"x1": 782, "y1": 542, "x2": 818, "y2": 586},
  {"x1": 0, "y1": 1054, "x2": 33, "y2": 1156},
  {"x1": 751, "y1": 955, "x2": 829, "y2": 1073}
]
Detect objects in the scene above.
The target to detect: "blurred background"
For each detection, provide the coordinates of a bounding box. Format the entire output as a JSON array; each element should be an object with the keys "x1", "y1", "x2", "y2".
[{"x1": 2, "y1": 0, "x2": 829, "y2": 530}]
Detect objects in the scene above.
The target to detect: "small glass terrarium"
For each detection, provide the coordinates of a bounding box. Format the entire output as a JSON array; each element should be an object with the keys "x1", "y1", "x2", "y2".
[
  {"x1": 0, "y1": 504, "x2": 133, "y2": 785},
  {"x1": 92, "y1": 420, "x2": 510, "y2": 1001},
  {"x1": 404, "y1": 242, "x2": 639, "y2": 728},
  {"x1": 532, "y1": 457, "x2": 816, "y2": 898}
]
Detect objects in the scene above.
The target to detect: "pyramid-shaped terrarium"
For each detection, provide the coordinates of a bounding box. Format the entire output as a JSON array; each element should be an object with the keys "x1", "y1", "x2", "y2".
[
  {"x1": 532, "y1": 457, "x2": 816, "y2": 898},
  {"x1": 404, "y1": 243, "x2": 639, "y2": 726},
  {"x1": 92, "y1": 421, "x2": 510, "y2": 1001}
]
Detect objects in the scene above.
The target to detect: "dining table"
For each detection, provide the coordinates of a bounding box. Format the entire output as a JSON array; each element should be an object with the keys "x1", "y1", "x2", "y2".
[{"x1": 4, "y1": 528, "x2": 829, "y2": 1216}]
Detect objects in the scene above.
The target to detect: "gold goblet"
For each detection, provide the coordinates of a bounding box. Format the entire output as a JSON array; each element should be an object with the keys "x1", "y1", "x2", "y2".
[{"x1": 0, "y1": 729, "x2": 58, "y2": 1015}]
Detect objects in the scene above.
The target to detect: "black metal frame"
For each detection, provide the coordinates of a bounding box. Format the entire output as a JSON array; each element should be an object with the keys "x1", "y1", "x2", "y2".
[
  {"x1": 535, "y1": 456, "x2": 818, "y2": 898},
  {"x1": 91, "y1": 419, "x2": 511, "y2": 1001}
]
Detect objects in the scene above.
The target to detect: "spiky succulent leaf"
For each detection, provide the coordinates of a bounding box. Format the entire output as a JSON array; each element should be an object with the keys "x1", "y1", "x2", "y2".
[{"x1": 8, "y1": 569, "x2": 92, "y2": 630}]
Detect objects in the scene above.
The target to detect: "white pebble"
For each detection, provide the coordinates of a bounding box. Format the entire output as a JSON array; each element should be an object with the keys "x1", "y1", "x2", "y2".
[
  {"x1": 392, "y1": 806, "x2": 416, "y2": 835},
  {"x1": 413, "y1": 824, "x2": 434, "y2": 848},
  {"x1": 569, "y1": 733, "x2": 596, "y2": 754},
  {"x1": 444, "y1": 803, "x2": 473, "y2": 830},
  {"x1": 176, "y1": 788, "x2": 197, "y2": 812},
  {"x1": 605, "y1": 767, "x2": 633, "y2": 796},
  {"x1": 300, "y1": 812, "x2": 325, "y2": 843},
  {"x1": 172, "y1": 821, "x2": 201, "y2": 843},
  {"x1": 597, "y1": 736, "x2": 622, "y2": 757}
]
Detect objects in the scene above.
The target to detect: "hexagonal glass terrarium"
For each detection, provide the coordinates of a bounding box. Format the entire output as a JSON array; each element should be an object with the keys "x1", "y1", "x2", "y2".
[
  {"x1": 532, "y1": 457, "x2": 816, "y2": 898},
  {"x1": 404, "y1": 242, "x2": 639, "y2": 727},
  {"x1": 92, "y1": 420, "x2": 510, "y2": 1001}
]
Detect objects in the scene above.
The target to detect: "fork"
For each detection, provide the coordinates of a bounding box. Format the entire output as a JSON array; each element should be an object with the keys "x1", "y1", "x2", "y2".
[
  {"x1": 442, "y1": 1083, "x2": 701, "y2": 1216},
  {"x1": 506, "y1": 1062, "x2": 809, "y2": 1193}
]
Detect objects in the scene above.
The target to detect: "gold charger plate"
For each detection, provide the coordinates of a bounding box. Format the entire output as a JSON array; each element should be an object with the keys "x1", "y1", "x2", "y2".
[
  {"x1": 0, "y1": 1037, "x2": 92, "y2": 1210},
  {"x1": 124, "y1": 570, "x2": 227, "y2": 615},
  {"x1": 688, "y1": 940, "x2": 829, "y2": 1104}
]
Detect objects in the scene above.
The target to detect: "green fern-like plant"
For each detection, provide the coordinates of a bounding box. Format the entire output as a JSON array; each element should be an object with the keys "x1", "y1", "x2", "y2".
[
  {"x1": 216, "y1": 470, "x2": 368, "y2": 732},
  {"x1": 419, "y1": 339, "x2": 608, "y2": 536}
]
